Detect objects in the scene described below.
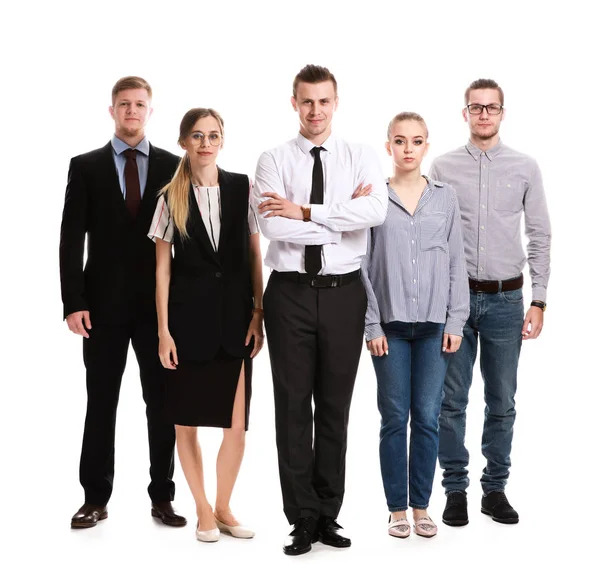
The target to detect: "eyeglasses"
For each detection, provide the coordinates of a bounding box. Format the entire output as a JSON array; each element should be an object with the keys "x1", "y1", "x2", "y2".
[
  {"x1": 189, "y1": 131, "x2": 222, "y2": 146},
  {"x1": 466, "y1": 103, "x2": 503, "y2": 116}
]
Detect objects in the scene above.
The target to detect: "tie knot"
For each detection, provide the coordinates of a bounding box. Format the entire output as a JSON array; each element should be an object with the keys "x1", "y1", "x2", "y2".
[
  {"x1": 311, "y1": 146, "x2": 324, "y2": 157},
  {"x1": 124, "y1": 148, "x2": 137, "y2": 160}
]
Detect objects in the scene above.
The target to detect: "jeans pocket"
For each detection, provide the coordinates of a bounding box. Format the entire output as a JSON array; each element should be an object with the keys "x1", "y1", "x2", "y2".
[{"x1": 501, "y1": 289, "x2": 523, "y2": 303}]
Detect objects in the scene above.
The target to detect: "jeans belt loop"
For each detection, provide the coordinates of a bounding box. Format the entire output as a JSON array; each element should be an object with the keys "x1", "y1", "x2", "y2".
[{"x1": 498, "y1": 280, "x2": 503, "y2": 293}]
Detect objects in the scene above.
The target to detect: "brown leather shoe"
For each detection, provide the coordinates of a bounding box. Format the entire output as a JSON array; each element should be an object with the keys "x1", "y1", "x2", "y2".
[
  {"x1": 71, "y1": 503, "x2": 108, "y2": 529},
  {"x1": 151, "y1": 501, "x2": 187, "y2": 527}
]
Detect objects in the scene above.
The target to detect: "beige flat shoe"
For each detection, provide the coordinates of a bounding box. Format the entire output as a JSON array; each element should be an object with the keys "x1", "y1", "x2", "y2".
[
  {"x1": 413, "y1": 516, "x2": 438, "y2": 538},
  {"x1": 215, "y1": 518, "x2": 255, "y2": 539},
  {"x1": 196, "y1": 520, "x2": 220, "y2": 543}
]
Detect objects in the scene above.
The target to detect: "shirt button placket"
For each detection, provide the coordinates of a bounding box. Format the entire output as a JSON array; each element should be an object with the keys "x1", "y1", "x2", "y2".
[
  {"x1": 411, "y1": 216, "x2": 418, "y2": 319},
  {"x1": 478, "y1": 155, "x2": 489, "y2": 278}
]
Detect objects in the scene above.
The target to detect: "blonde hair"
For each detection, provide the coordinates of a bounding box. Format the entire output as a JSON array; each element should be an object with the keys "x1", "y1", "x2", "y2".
[
  {"x1": 387, "y1": 112, "x2": 429, "y2": 140},
  {"x1": 160, "y1": 108, "x2": 225, "y2": 238}
]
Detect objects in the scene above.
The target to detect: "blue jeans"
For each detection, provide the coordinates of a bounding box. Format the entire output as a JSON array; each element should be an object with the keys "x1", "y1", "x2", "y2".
[
  {"x1": 438, "y1": 289, "x2": 524, "y2": 495},
  {"x1": 372, "y1": 322, "x2": 449, "y2": 511}
]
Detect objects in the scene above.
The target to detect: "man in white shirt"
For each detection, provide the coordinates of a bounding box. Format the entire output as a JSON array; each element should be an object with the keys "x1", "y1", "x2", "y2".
[{"x1": 254, "y1": 64, "x2": 387, "y2": 555}]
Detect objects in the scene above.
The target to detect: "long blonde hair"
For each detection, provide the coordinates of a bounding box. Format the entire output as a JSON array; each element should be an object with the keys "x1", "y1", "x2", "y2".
[{"x1": 160, "y1": 108, "x2": 225, "y2": 238}]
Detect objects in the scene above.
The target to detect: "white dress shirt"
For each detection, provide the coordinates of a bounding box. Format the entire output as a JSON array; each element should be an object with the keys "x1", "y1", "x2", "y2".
[{"x1": 253, "y1": 133, "x2": 388, "y2": 275}]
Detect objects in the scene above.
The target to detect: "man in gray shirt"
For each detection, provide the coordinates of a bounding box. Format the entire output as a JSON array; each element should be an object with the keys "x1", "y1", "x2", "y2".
[{"x1": 429, "y1": 79, "x2": 551, "y2": 526}]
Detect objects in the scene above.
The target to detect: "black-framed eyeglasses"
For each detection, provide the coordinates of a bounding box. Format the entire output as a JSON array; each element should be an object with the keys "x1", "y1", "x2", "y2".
[
  {"x1": 466, "y1": 103, "x2": 504, "y2": 116},
  {"x1": 189, "y1": 131, "x2": 222, "y2": 146}
]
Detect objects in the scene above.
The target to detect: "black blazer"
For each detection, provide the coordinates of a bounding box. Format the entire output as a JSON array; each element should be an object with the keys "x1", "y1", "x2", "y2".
[
  {"x1": 59, "y1": 141, "x2": 180, "y2": 323},
  {"x1": 167, "y1": 168, "x2": 254, "y2": 362}
]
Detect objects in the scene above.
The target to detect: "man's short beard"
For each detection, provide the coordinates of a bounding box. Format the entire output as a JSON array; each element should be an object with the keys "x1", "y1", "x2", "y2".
[
  {"x1": 473, "y1": 126, "x2": 499, "y2": 141},
  {"x1": 121, "y1": 126, "x2": 143, "y2": 138}
]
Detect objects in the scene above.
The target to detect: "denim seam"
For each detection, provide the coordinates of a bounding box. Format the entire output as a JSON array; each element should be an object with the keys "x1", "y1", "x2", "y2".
[{"x1": 388, "y1": 506, "x2": 408, "y2": 512}]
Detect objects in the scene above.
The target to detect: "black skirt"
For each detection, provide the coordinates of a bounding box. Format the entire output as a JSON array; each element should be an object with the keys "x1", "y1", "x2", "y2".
[{"x1": 164, "y1": 347, "x2": 252, "y2": 429}]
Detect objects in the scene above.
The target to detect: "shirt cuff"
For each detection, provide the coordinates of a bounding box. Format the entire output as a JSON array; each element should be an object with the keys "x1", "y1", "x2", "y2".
[
  {"x1": 309, "y1": 203, "x2": 328, "y2": 227},
  {"x1": 365, "y1": 322, "x2": 385, "y2": 342},
  {"x1": 531, "y1": 286, "x2": 547, "y2": 303},
  {"x1": 444, "y1": 318, "x2": 464, "y2": 337}
]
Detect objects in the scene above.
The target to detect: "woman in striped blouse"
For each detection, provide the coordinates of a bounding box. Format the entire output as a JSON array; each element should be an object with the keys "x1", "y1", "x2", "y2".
[{"x1": 361, "y1": 112, "x2": 469, "y2": 538}]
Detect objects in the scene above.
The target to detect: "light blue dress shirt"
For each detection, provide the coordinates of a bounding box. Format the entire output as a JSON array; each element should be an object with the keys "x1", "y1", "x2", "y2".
[{"x1": 111, "y1": 135, "x2": 150, "y2": 198}]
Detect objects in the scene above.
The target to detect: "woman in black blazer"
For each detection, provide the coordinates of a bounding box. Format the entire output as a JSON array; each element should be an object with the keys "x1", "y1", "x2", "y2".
[{"x1": 148, "y1": 108, "x2": 264, "y2": 542}]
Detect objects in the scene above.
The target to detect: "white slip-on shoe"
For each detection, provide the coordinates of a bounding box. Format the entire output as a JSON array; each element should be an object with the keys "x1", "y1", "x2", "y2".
[
  {"x1": 196, "y1": 522, "x2": 220, "y2": 543},
  {"x1": 215, "y1": 518, "x2": 255, "y2": 539}
]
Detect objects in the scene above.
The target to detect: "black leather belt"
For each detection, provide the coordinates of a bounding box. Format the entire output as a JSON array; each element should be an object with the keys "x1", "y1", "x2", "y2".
[
  {"x1": 273, "y1": 269, "x2": 361, "y2": 288},
  {"x1": 468, "y1": 273, "x2": 523, "y2": 293}
]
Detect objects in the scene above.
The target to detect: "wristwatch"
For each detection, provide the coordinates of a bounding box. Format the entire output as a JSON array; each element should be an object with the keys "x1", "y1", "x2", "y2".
[
  {"x1": 530, "y1": 300, "x2": 546, "y2": 312},
  {"x1": 301, "y1": 204, "x2": 311, "y2": 222}
]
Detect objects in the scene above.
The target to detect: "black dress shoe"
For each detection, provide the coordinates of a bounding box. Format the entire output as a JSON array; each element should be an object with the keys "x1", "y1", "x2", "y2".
[
  {"x1": 71, "y1": 503, "x2": 108, "y2": 529},
  {"x1": 283, "y1": 517, "x2": 318, "y2": 556},
  {"x1": 317, "y1": 516, "x2": 351, "y2": 548},
  {"x1": 151, "y1": 501, "x2": 187, "y2": 527},
  {"x1": 481, "y1": 491, "x2": 519, "y2": 524},
  {"x1": 442, "y1": 491, "x2": 469, "y2": 526}
]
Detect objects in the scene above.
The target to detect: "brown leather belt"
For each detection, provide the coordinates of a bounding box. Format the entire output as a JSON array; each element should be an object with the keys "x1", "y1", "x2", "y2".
[{"x1": 468, "y1": 273, "x2": 523, "y2": 293}]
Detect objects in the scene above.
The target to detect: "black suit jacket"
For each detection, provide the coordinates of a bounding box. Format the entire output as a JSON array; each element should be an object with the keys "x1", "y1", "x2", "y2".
[
  {"x1": 167, "y1": 169, "x2": 254, "y2": 361},
  {"x1": 59, "y1": 141, "x2": 180, "y2": 323}
]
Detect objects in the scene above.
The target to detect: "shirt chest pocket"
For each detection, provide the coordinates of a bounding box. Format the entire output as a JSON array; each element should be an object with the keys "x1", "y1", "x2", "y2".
[
  {"x1": 494, "y1": 179, "x2": 524, "y2": 212},
  {"x1": 419, "y1": 211, "x2": 448, "y2": 252}
]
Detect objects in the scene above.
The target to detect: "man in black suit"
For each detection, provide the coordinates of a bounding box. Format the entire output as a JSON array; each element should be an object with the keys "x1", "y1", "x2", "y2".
[{"x1": 60, "y1": 76, "x2": 186, "y2": 528}]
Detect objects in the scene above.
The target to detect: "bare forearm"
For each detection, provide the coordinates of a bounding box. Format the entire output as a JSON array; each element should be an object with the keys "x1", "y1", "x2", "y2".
[{"x1": 155, "y1": 240, "x2": 172, "y2": 336}]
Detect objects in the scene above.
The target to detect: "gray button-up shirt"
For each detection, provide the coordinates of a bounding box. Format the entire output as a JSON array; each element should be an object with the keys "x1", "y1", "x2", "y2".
[
  {"x1": 429, "y1": 140, "x2": 551, "y2": 302},
  {"x1": 361, "y1": 179, "x2": 469, "y2": 341}
]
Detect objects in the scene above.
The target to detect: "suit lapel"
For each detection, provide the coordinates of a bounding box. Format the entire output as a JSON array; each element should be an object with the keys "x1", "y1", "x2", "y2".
[
  {"x1": 99, "y1": 142, "x2": 131, "y2": 222},
  {"x1": 188, "y1": 184, "x2": 221, "y2": 265},
  {"x1": 217, "y1": 167, "x2": 231, "y2": 261},
  {"x1": 140, "y1": 143, "x2": 163, "y2": 216}
]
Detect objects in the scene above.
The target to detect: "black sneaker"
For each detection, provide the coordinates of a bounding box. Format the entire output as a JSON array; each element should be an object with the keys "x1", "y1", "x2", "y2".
[
  {"x1": 442, "y1": 491, "x2": 469, "y2": 526},
  {"x1": 481, "y1": 491, "x2": 519, "y2": 524}
]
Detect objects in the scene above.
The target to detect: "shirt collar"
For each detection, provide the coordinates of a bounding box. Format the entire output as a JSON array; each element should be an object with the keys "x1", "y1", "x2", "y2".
[
  {"x1": 465, "y1": 138, "x2": 503, "y2": 161},
  {"x1": 295, "y1": 132, "x2": 336, "y2": 155},
  {"x1": 386, "y1": 176, "x2": 435, "y2": 206},
  {"x1": 111, "y1": 134, "x2": 150, "y2": 156}
]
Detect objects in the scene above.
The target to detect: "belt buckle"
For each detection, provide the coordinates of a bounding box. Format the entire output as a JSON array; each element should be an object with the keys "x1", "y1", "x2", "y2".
[
  {"x1": 310, "y1": 277, "x2": 319, "y2": 288},
  {"x1": 330, "y1": 275, "x2": 340, "y2": 288}
]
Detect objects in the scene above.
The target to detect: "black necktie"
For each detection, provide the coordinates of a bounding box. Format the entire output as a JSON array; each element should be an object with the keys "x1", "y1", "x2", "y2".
[
  {"x1": 124, "y1": 149, "x2": 141, "y2": 218},
  {"x1": 305, "y1": 146, "x2": 324, "y2": 276}
]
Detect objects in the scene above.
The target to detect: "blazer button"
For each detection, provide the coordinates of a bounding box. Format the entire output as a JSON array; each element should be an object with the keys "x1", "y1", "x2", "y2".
[{"x1": 215, "y1": 272, "x2": 222, "y2": 278}]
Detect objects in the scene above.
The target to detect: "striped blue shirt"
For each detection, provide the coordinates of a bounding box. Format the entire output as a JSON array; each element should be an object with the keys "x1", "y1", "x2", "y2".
[{"x1": 361, "y1": 178, "x2": 469, "y2": 341}]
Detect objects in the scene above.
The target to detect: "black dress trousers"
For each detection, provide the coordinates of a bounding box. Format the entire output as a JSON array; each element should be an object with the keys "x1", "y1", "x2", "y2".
[
  {"x1": 80, "y1": 311, "x2": 175, "y2": 506},
  {"x1": 264, "y1": 273, "x2": 367, "y2": 524}
]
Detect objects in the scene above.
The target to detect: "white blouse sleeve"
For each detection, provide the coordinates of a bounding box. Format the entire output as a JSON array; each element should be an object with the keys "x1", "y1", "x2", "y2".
[
  {"x1": 248, "y1": 179, "x2": 259, "y2": 236},
  {"x1": 147, "y1": 195, "x2": 174, "y2": 243}
]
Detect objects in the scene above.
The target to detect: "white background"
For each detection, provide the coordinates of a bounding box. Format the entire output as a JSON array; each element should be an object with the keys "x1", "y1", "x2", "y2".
[{"x1": 2, "y1": 1, "x2": 597, "y2": 581}]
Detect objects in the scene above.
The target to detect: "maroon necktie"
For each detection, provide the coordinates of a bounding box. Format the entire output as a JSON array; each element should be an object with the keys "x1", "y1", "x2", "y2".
[{"x1": 124, "y1": 149, "x2": 141, "y2": 218}]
